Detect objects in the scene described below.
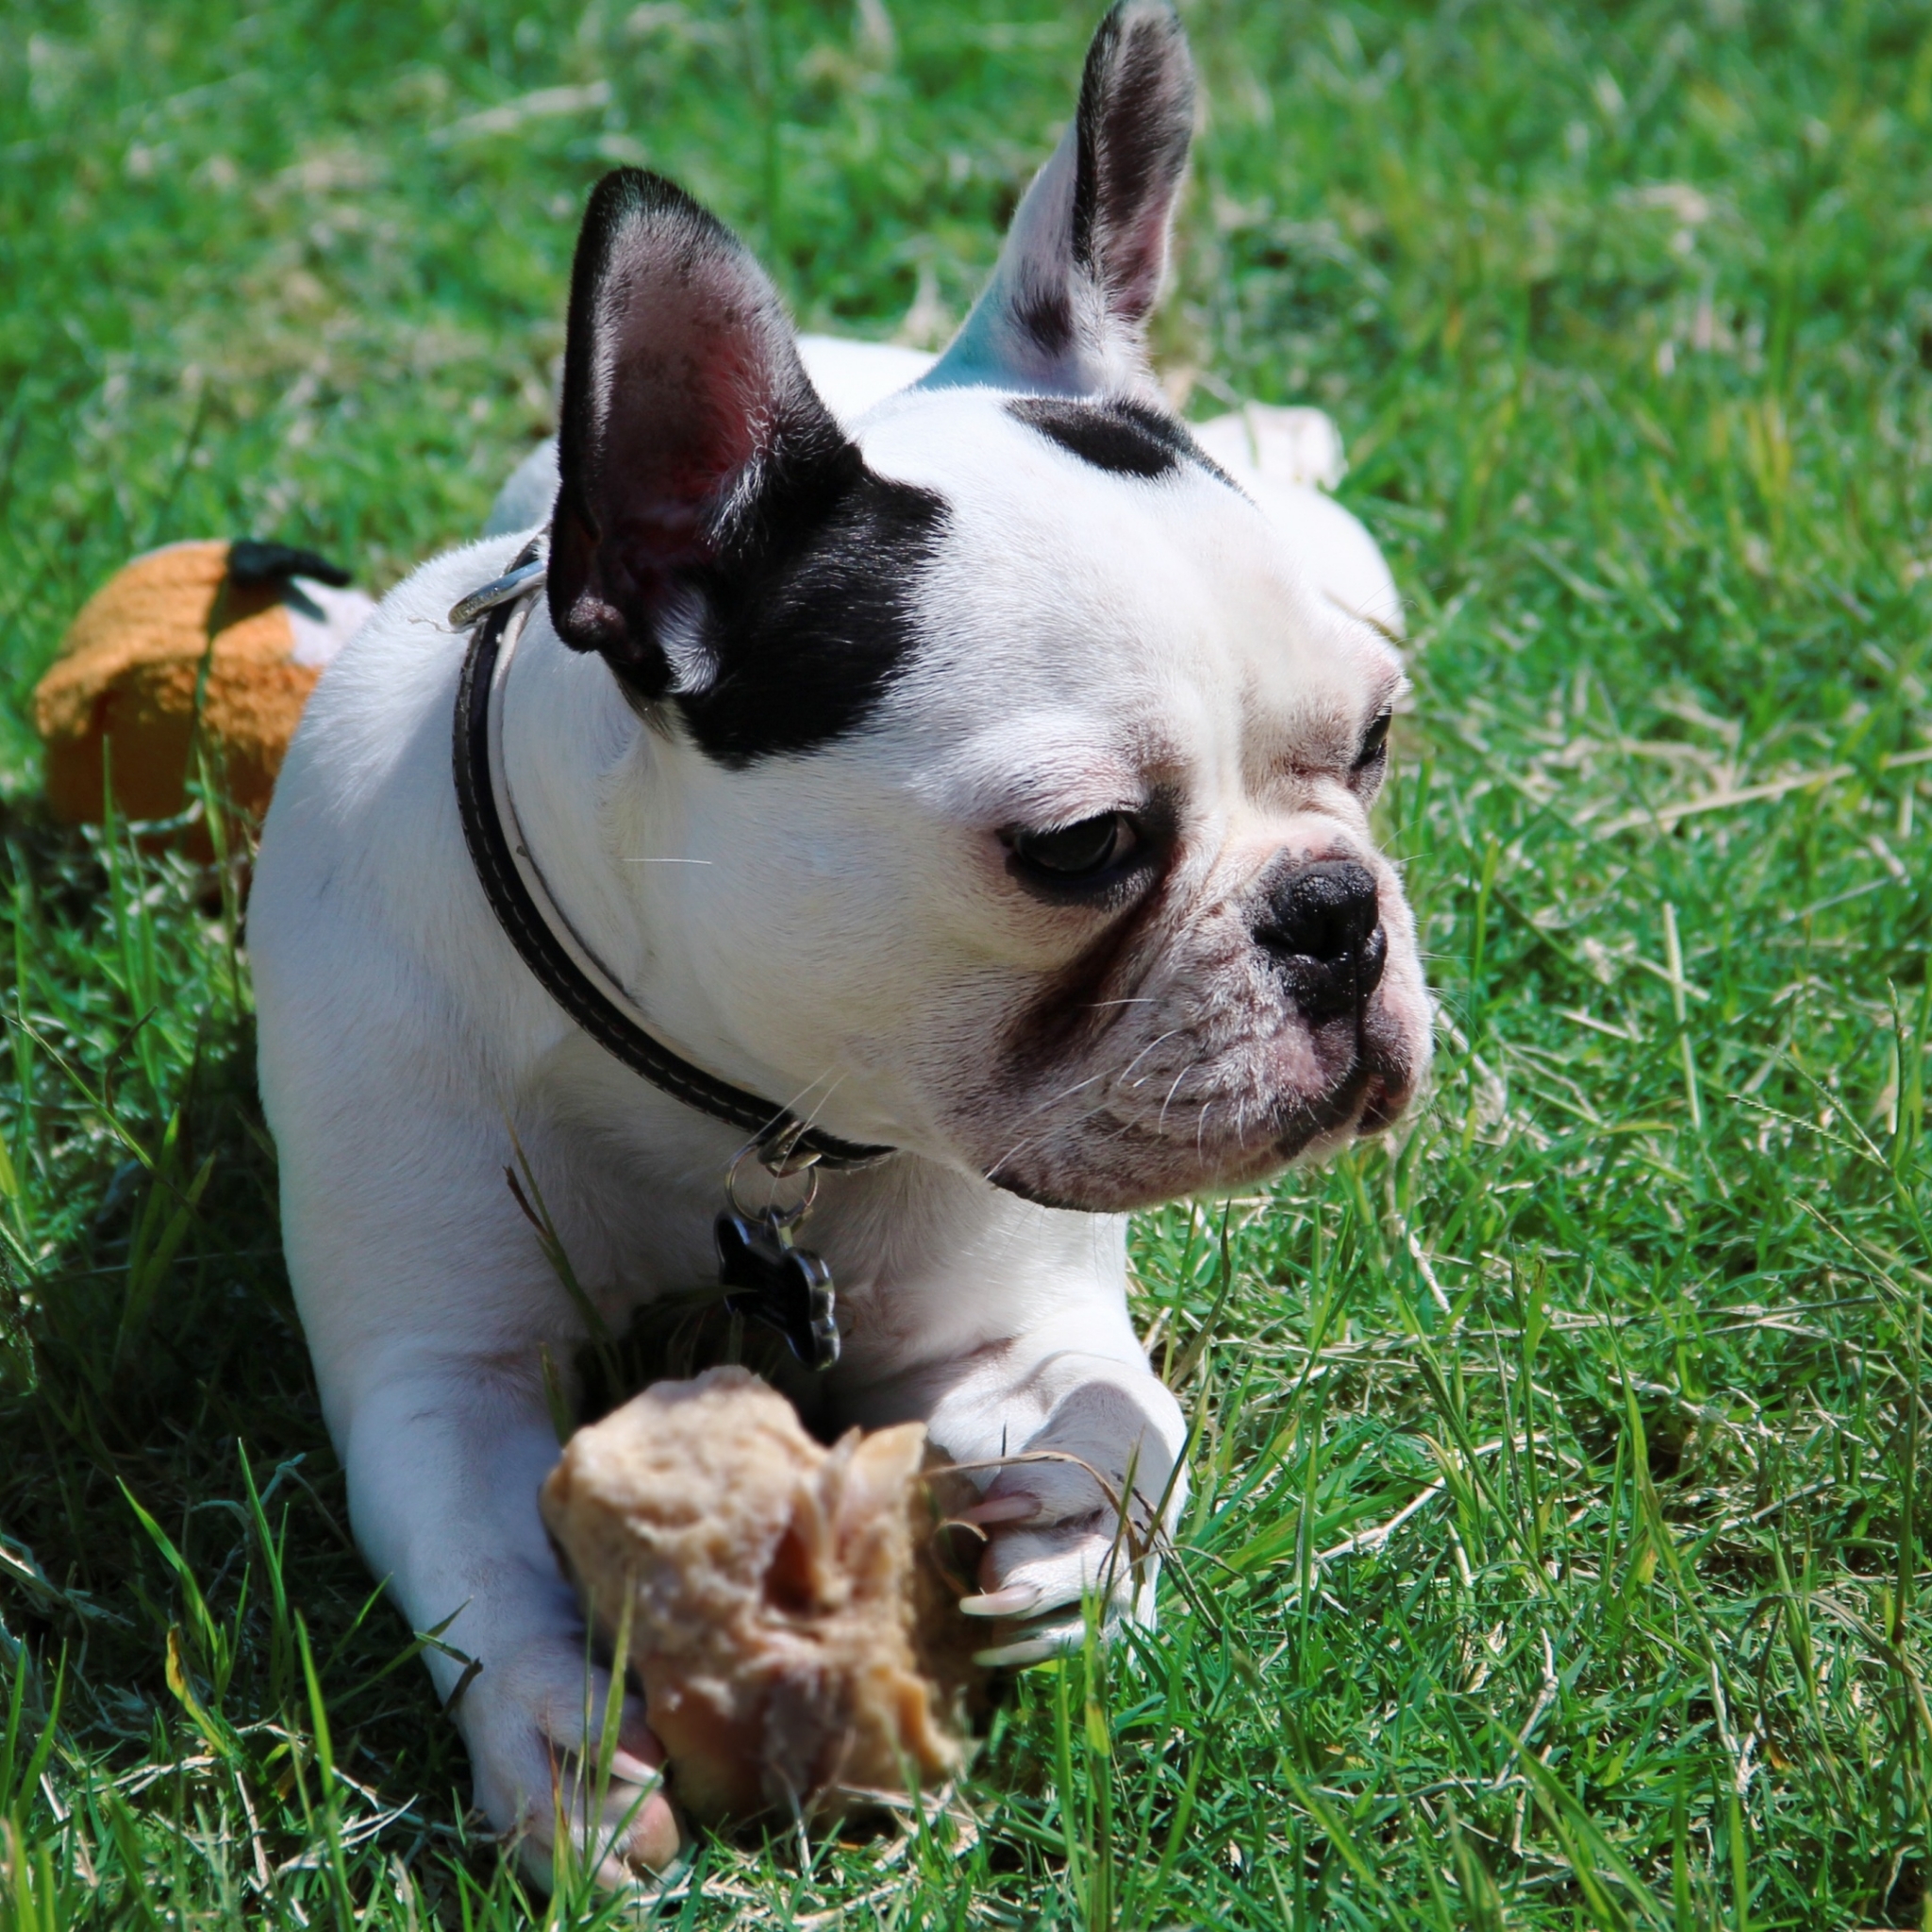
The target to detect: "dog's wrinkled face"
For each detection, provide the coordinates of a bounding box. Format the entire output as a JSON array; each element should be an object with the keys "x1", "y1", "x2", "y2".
[
  {"x1": 544, "y1": 1, "x2": 1431, "y2": 1212},
  {"x1": 850, "y1": 392, "x2": 1429, "y2": 1210}
]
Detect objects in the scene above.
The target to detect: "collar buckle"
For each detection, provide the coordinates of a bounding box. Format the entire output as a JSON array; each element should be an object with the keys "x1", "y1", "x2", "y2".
[{"x1": 448, "y1": 556, "x2": 548, "y2": 631}]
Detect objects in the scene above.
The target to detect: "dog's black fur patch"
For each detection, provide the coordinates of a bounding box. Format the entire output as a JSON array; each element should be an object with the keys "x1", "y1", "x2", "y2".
[
  {"x1": 1013, "y1": 288, "x2": 1076, "y2": 361},
  {"x1": 675, "y1": 465, "x2": 945, "y2": 769},
  {"x1": 1009, "y1": 397, "x2": 1178, "y2": 477},
  {"x1": 1007, "y1": 395, "x2": 1236, "y2": 490},
  {"x1": 548, "y1": 168, "x2": 944, "y2": 766}
]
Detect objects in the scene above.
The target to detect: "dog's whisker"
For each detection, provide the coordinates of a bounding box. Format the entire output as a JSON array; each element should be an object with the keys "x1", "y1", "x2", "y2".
[
  {"x1": 780, "y1": 1071, "x2": 855, "y2": 1141},
  {"x1": 981, "y1": 1030, "x2": 1203, "y2": 1179},
  {"x1": 1117, "y1": 1027, "x2": 1189, "y2": 1088},
  {"x1": 1157, "y1": 1065, "x2": 1194, "y2": 1136},
  {"x1": 982, "y1": 1067, "x2": 1153, "y2": 1173},
  {"x1": 987, "y1": 1059, "x2": 1126, "y2": 1157},
  {"x1": 984, "y1": 1022, "x2": 1247, "y2": 1182}
]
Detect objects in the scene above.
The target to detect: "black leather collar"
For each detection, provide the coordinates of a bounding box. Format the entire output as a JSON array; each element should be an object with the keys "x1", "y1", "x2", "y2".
[{"x1": 450, "y1": 554, "x2": 895, "y2": 1172}]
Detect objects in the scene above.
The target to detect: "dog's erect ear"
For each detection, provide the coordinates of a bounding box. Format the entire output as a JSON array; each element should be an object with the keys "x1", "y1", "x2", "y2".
[
  {"x1": 923, "y1": 1, "x2": 1194, "y2": 400},
  {"x1": 548, "y1": 169, "x2": 851, "y2": 694}
]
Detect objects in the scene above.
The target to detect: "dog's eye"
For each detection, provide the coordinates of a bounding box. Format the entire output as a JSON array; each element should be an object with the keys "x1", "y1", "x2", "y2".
[
  {"x1": 1354, "y1": 712, "x2": 1392, "y2": 770},
  {"x1": 1009, "y1": 812, "x2": 1141, "y2": 882}
]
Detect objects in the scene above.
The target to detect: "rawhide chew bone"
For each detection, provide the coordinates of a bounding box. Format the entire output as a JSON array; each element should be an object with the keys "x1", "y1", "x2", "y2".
[{"x1": 541, "y1": 1367, "x2": 984, "y2": 1823}]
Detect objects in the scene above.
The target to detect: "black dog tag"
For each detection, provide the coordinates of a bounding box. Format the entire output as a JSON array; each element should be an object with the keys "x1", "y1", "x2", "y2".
[{"x1": 715, "y1": 1211, "x2": 841, "y2": 1370}]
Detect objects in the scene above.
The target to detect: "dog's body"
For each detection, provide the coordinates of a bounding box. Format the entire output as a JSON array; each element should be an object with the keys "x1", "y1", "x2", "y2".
[{"x1": 250, "y1": 2, "x2": 1430, "y2": 1880}]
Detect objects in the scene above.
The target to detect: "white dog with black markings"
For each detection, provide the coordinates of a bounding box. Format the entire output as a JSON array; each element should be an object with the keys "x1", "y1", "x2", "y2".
[{"x1": 250, "y1": 0, "x2": 1431, "y2": 1884}]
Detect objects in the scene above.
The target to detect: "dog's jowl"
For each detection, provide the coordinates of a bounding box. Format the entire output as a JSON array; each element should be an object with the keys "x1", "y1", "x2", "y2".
[{"x1": 250, "y1": 0, "x2": 1432, "y2": 1883}]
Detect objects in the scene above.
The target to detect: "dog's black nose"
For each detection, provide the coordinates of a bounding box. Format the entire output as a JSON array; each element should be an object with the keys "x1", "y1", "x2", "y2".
[{"x1": 1254, "y1": 859, "x2": 1386, "y2": 1021}]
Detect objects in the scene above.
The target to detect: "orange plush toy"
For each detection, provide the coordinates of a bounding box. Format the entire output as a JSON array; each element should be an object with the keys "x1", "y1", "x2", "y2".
[{"x1": 33, "y1": 539, "x2": 373, "y2": 837}]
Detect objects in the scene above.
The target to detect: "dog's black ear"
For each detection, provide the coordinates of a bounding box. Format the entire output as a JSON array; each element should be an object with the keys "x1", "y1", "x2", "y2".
[
  {"x1": 924, "y1": 0, "x2": 1194, "y2": 399},
  {"x1": 548, "y1": 169, "x2": 850, "y2": 693}
]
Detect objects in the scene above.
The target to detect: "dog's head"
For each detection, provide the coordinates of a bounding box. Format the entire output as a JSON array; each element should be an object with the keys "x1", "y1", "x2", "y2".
[{"x1": 543, "y1": 1, "x2": 1431, "y2": 1213}]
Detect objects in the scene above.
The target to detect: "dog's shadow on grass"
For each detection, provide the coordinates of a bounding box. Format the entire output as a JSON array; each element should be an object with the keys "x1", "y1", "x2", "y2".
[{"x1": 0, "y1": 818, "x2": 510, "y2": 1890}]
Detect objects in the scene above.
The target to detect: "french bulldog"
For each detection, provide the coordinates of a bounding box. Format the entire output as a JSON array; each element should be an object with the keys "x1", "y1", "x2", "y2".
[{"x1": 249, "y1": 0, "x2": 1430, "y2": 1885}]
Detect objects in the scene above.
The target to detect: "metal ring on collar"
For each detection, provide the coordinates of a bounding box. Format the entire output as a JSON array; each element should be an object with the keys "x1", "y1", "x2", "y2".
[{"x1": 725, "y1": 1142, "x2": 820, "y2": 1230}]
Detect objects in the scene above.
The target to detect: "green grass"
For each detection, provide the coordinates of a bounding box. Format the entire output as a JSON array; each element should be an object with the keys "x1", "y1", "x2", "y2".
[{"x1": 5, "y1": 0, "x2": 1932, "y2": 1924}]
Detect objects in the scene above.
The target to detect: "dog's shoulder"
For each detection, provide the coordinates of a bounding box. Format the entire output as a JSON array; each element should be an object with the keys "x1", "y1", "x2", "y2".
[
  {"x1": 252, "y1": 535, "x2": 532, "y2": 981},
  {"x1": 289, "y1": 535, "x2": 525, "y2": 779}
]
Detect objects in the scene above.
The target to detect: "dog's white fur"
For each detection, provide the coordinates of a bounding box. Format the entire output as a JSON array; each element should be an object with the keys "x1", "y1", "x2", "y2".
[{"x1": 250, "y1": 3, "x2": 1430, "y2": 1881}]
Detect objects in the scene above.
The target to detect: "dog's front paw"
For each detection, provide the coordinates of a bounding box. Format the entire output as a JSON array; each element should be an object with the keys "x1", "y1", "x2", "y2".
[
  {"x1": 458, "y1": 1630, "x2": 684, "y2": 1890},
  {"x1": 956, "y1": 1384, "x2": 1174, "y2": 1667}
]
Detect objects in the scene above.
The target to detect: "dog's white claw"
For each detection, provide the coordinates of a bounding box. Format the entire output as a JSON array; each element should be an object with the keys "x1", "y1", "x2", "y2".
[
  {"x1": 606, "y1": 1747, "x2": 666, "y2": 1789},
  {"x1": 960, "y1": 1492, "x2": 1041, "y2": 1528},
  {"x1": 973, "y1": 1613, "x2": 1089, "y2": 1669},
  {"x1": 959, "y1": 1580, "x2": 1044, "y2": 1617}
]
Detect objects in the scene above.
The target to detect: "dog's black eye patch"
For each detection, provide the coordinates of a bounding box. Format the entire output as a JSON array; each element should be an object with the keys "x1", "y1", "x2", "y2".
[{"x1": 1007, "y1": 396, "x2": 1235, "y2": 488}]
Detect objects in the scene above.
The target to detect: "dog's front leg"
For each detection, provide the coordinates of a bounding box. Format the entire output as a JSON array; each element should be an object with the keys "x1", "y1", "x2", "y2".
[
  {"x1": 894, "y1": 1300, "x2": 1190, "y2": 1667},
  {"x1": 330, "y1": 1352, "x2": 684, "y2": 1884}
]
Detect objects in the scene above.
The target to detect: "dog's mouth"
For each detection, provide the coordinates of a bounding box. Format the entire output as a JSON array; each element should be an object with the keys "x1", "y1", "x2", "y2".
[{"x1": 978, "y1": 1002, "x2": 1421, "y2": 1215}]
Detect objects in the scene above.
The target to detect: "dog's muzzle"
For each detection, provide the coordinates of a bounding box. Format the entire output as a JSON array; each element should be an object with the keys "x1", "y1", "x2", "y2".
[{"x1": 1252, "y1": 858, "x2": 1388, "y2": 1024}]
